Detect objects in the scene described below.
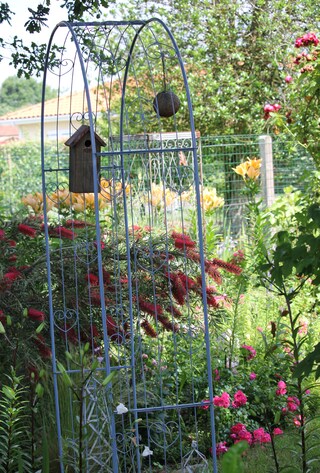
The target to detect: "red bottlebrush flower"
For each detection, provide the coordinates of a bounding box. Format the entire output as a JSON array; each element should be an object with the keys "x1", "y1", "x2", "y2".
[
  {"x1": 177, "y1": 272, "x2": 197, "y2": 290},
  {"x1": 211, "y1": 258, "x2": 242, "y2": 275},
  {"x1": 7, "y1": 239, "x2": 17, "y2": 247},
  {"x1": 91, "y1": 324, "x2": 101, "y2": 339},
  {"x1": 207, "y1": 294, "x2": 220, "y2": 308},
  {"x1": 28, "y1": 308, "x2": 46, "y2": 322},
  {"x1": 141, "y1": 319, "x2": 158, "y2": 338},
  {"x1": 64, "y1": 219, "x2": 89, "y2": 228},
  {"x1": 106, "y1": 315, "x2": 118, "y2": 336},
  {"x1": 157, "y1": 314, "x2": 179, "y2": 332},
  {"x1": 138, "y1": 297, "x2": 163, "y2": 316},
  {"x1": 85, "y1": 273, "x2": 99, "y2": 286},
  {"x1": 186, "y1": 249, "x2": 201, "y2": 263},
  {"x1": 172, "y1": 231, "x2": 196, "y2": 249},
  {"x1": 205, "y1": 262, "x2": 222, "y2": 284},
  {"x1": 89, "y1": 288, "x2": 101, "y2": 306},
  {"x1": 52, "y1": 226, "x2": 76, "y2": 240},
  {"x1": 18, "y1": 223, "x2": 37, "y2": 238},
  {"x1": 4, "y1": 270, "x2": 21, "y2": 281},
  {"x1": 169, "y1": 273, "x2": 187, "y2": 305},
  {"x1": 8, "y1": 255, "x2": 17, "y2": 262},
  {"x1": 34, "y1": 335, "x2": 52, "y2": 359},
  {"x1": 59, "y1": 322, "x2": 78, "y2": 345},
  {"x1": 102, "y1": 268, "x2": 111, "y2": 285},
  {"x1": 0, "y1": 309, "x2": 6, "y2": 324},
  {"x1": 165, "y1": 305, "x2": 183, "y2": 318},
  {"x1": 0, "y1": 229, "x2": 5, "y2": 239}
]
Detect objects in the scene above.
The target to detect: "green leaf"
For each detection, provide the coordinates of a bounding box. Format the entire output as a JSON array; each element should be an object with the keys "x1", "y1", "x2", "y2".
[
  {"x1": 35, "y1": 322, "x2": 45, "y2": 334},
  {"x1": 0, "y1": 321, "x2": 5, "y2": 334},
  {"x1": 101, "y1": 370, "x2": 117, "y2": 387},
  {"x1": 221, "y1": 441, "x2": 248, "y2": 473}
]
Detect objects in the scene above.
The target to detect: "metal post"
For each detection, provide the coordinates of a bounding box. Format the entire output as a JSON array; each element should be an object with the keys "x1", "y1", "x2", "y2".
[{"x1": 259, "y1": 135, "x2": 275, "y2": 207}]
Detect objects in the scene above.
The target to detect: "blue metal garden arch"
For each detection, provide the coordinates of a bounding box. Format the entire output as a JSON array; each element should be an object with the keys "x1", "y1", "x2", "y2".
[{"x1": 41, "y1": 19, "x2": 218, "y2": 473}]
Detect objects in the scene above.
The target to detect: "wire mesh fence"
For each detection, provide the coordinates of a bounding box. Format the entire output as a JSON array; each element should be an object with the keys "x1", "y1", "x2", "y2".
[{"x1": 0, "y1": 134, "x2": 315, "y2": 230}]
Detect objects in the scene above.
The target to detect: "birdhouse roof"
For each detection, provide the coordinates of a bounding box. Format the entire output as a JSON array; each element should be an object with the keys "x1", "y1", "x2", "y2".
[{"x1": 64, "y1": 124, "x2": 106, "y2": 147}]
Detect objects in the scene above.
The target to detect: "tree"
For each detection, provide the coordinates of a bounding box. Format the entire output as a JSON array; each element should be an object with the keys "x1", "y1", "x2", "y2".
[
  {"x1": 110, "y1": 0, "x2": 319, "y2": 135},
  {"x1": 0, "y1": 76, "x2": 56, "y2": 115},
  {"x1": 0, "y1": 1, "x2": 109, "y2": 78}
]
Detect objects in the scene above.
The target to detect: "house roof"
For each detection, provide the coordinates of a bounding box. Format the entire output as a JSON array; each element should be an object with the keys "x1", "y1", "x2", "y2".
[
  {"x1": 65, "y1": 124, "x2": 106, "y2": 147},
  {"x1": 0, "y1": 86, "x2": 111, "y2": 123}
]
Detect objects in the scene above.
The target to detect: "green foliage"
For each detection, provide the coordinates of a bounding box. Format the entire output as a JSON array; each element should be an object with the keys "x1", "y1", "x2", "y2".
[
  {"x1": 0, "y1": 76, "x2": 57, "y2": 115},
  {"x1": 0, "y1": 371, "x2": 32, "y2": 473},
  {"x1": 0, "y1": 0, "x2": 109, "y2": 78},
  {"x1": 109, "y1": 0, "x2": 319, "y2": 135},
  {"x1": 221, "y1": 441, "x2": 248, "y2": 473}
]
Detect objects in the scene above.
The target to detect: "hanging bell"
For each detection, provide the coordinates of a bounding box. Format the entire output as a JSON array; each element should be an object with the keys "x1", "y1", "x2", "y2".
[{"x1": 153, "y1": 90, "x2": 180, "y2": 118}]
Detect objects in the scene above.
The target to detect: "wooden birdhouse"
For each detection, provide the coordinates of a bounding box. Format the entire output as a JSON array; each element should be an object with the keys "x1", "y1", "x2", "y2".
[{"x1": 65, "y1": 124, "x2": 106, "y2": 193}]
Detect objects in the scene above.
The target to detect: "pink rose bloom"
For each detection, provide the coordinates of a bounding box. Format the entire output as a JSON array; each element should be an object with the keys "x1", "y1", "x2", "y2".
[
  {"x1": 285, "y1": 75, "x2": 293, "y2": 83},
  {"x1": 293, "y1": 415, "x2": 301, "y2": 427},
  {"x1": 249, "y1": 372, "x2": 257, "y2": 380},
  {"x1": 273, "y1": 427, "x2": 284, "y2": 436},
  {"x1": 236, "y1": 430, "x2": 253, "y2": 445},
  {"x1": 241, "y1": 344, "x2": 256, "y2": 361},
  {"x1": 264, "y1": 104, "x2": 275, "y2": 113},
  {"x1": 273, "y1": 103, "x2": 281, "y2": 112},
  {"x1": 230, "y1": 423, "x2": 247, "y2": 435},
  {"x1": 201, "y1": 399, "x2": 211, "y2": 410},
  {"x1": 253, "y1": 428, "x2": 271, "y2": 444},
  {"x1": 213, "y1": 392, "x2": 230, "y2": 408},
  {"x1": 216, "y1": 441, "x2": 228, "y2": 456},
  {"x1": 287, "y1": 396, "x2": 300, "y2": 412},
  {"x1": 276, "y1": 380, "x2": 287, "y2": 396},
  {"x1": 213, "y1": 368, "x2": 220, "y2": 381},
  {"x1": 232, "y1": 390, "x2": 247, "y2": 408}
]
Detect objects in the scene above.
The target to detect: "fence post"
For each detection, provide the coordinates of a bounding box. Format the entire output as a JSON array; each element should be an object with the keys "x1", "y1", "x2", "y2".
[{"x1": 259, "y1": 135, "x2": 275, "y2": 207}]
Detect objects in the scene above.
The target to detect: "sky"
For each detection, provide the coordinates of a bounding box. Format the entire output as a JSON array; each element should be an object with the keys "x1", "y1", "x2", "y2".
[{"x1": 1, "y1": 0, "x2": 70, "y2": 87}]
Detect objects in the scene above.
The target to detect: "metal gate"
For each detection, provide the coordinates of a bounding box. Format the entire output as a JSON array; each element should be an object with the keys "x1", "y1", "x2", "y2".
[{"x1": 41, "y1": 19, "x2": 217, "y2": 472}]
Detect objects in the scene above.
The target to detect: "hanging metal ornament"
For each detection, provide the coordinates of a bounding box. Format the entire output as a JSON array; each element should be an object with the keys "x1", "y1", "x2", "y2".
[{"x1": 153, "y1": 53, "x2": 180, "y2": 117}]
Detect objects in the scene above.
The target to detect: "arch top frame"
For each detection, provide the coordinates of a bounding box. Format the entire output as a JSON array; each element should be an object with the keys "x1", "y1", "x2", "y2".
[{"x1": 40, "y1": 16, "x2": 218, "y2": 473}]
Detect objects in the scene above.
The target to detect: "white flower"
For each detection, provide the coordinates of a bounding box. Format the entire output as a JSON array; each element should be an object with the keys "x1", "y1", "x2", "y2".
[
  {"x1": 142, "y1": 446, "x2": 153, "y2": 457},
  {"x1": 116, "y1": 403, "x2": 128, "y2": 415}
]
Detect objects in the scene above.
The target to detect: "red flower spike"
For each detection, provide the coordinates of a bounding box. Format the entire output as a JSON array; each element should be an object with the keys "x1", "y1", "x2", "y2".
[
  {"x1": 52, "y1": 226, "x2": 76, "y2": 240},
  {"x1": 34, "y1": 335, "x2": 52, "y2": 359},
  {"x1": 138, "y1": 297, "x2": 163, "y2": 316},
  {"x1": 64, "y1": 219, "x2": 89, "y2": 228},
  {"x1": 18, "y1": 223, "x2": 37, "y2": 238},
  {"x1": 205, "y1": 262, "x2": 222, "y2": 284},
  {"x1": 157, "y1": 314, "x2": 179, "y2": 332},
  {"x1": 141, "y1": 320, "x2": 158, "y2": 338},
  {"x1": 211, "y1": 258, "x2": 242, "y2": 275},
  {"x1": 177, "y1": 272, "x2": 197, "y2": 290},
  {"x1": 28, "y1": 308, "x2": 46, "y2": 322},
  {"x1": 171, "y1": 274, "x2": 187, "y2": 305},
  {"x1": 165, "y1": 305, "x2": 183, "y2": 318},
  {"x1": 207, "y1": 295, "x2": 220, "y2": 308},
  {"x1": 102, "y1": 269, "x2": 111, "y2": 285},
  {"x1": 106, "y1": 315, "x2": 118, "y2": 336},
  {"x1": 0, "y1": 229, "x2": 5, "y2": 239},
  {"x1": 86, "y1": 273, "x2": 99, "y2": 286}
]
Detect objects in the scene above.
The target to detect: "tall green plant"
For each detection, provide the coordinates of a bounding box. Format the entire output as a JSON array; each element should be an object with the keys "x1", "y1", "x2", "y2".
[{"x1": 0, "y1": 371, "x2": 32, "y2": 473}]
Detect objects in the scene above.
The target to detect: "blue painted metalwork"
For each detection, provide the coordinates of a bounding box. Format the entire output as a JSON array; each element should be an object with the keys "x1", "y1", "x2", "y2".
[{"x1": 41, "y1": 19, "x2": 217, "y2": 472}]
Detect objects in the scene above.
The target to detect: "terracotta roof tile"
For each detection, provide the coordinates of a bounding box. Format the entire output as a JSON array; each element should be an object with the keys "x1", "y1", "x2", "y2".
[{"x1": 0, "y1": 86, "x2": 112, "y2": 121}]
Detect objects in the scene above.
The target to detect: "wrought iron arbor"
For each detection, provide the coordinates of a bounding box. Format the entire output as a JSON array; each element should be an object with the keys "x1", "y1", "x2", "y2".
[{"x1": 41, "y1": 19, "x2": 217, "y2": 472}]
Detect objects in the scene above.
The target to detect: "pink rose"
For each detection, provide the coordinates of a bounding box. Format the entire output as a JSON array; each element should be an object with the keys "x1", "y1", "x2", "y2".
[
  {"x1": 276, "y1": 380, "x2": 287, "y2": 396},
  {"x1": 285, "y1": 75, "x2": 293, "y2": 83},
  {"x1": 273, "y1": 427, "x2": 284, "y2": 436},
  {"x1": 232, "y1": 390, "x2": 247, "y2": 408},
  {"x1": 249, "y1": 372, "x2": 257, "y2": 380},
  {"x1": 213, "y1": 392, "x2": 230, "y2": 408}
]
